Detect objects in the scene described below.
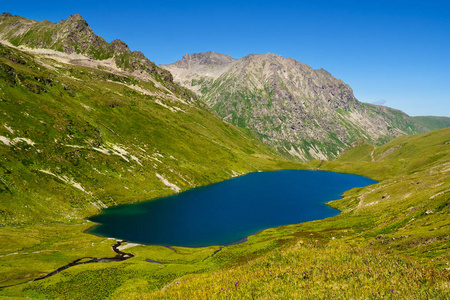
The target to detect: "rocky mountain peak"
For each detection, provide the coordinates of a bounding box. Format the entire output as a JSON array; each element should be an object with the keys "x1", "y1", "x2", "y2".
[
  {"x1": 67, "y1": 13, "x2": 85, "y2": 22},
  {"x1": 174, "y1": 51, "x2": 235, "y2": 68},
  {"x1": 111, "y1": 39, "x2": 130, "y2": 52},
  {"x1": 0, "y1": 13, "x2": 185, "y2": 99},
  {"x1": 62, "y1": 13, "x2": 92, "y2": 34},
  {"x1": 161, "y1": 52, "x2": 428, "y2": 161}
]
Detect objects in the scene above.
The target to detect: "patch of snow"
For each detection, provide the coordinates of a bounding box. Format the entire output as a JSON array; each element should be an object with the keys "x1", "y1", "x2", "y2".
[
  {"x1": 156, "y1": 173, "x2": 181, "y2": 193},
  {"x1": 39, "y1": 169, "x2": 89, "y2": 194},
  {"x1": 429, "y1": 189, "x2": 450, "y2": 200},
  {"x1": 107, "y1": 143, "x2": 130, "y2": 162},
  {"x1": 13, "y1": 137, "x2": 35, "y2": 146},
  {"x1": 231, "y1": 170, "x2": 242, "y2": 177},
  {"x1": 89, "y1": 201, "x2": 101, "y2": 210},
  {"x1": 0, "y1": 136, "x2": 35, "y2": 146},
  {"x1": 97, "y1": 200, "x2": 108, "y2": 209},
  {"x1": 4, "y1": 124, "x2": 14, "y2": 134},
  {"x1": 130, "y1": 155, "x2": 142, "y2": 166},
  {"x1": 117, "y1": 243, "x2": 141, "y2": 251},
  {"x1": 65, "y1": 144, "x2": 83, "y2": 148},
  {"x1": 81, "y1": 104, "x2": 91, "y2": 111},
  {"x1": 155, "y1": 99, "x2": 185, "y2": 112},
  {"x1": 364, "y1": 201, "x2": 379, "y2": 207},
  {"x1": 92, "y1": 146, "x2": 111, "y2": 155},
  {"x1": 0, "y1": 136, "x2": 11, "y2": 146},
  {"x1": 148, "y1": 154, "x2": 162, "y2": 163}
]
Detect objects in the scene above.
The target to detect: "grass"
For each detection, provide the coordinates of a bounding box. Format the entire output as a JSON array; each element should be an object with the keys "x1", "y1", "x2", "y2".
[
  {"x1": 0, "y1": 40, "x2": 449, "y2": 299},
  {"x1": 413, "y1": 116, "x2": 450, "y2": 131}
]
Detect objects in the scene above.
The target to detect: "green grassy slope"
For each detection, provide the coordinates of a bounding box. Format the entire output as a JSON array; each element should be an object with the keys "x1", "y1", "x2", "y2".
[
  {"x1": 0, "y1": 42, "x2": 293, "y2": 226},
  {"x1": 131, "y1": 129, "x2": 449, "y2": 300},
  {"x1": 0, "y1": 13, "x2": 448, "y2": 297},
  {"x1": 1, "y1": 94, "x2": 448, "y2": 299},
  {"x1": 0, "y1": 42, "x2": 304, "y2": 295},
  {"x1": 413, "y1": 116, "x2": 450, "y2": 131}
]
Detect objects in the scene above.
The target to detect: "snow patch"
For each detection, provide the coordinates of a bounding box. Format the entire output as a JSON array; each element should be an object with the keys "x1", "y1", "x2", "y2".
[
  {"x1": 155, "y1": 99, "x2": 185, "y2": 112},
  {"x1": 130, "y1": 155, "x2": 142, "y2": 166},
  {"x1": 92, "y1": 146, "x2": 111, "y2": 155},
  {"x1": 117, "y1": 243, "x2": 141, "y2": 251},
  {"x1": 231, "y1": 170, "x2": 242, "y2": 177},
  {"x1": 0, "y1": 136, "x2": 11, "y2": 146},
  {"x1": 4, "y1": 124, "x2": 14, "y2": 134},
  {"x1": 108, "y1": 143, "x2": 130, "y2": 162},
  {"x1": 364, "y1": 201, "x2": 379, "y2": 207},
  {"x1": 39, "y1": 169, "x2": 89, "y2": 194},
  {"x1": 0, "y1": 136, "x2": 35, "y2": 146},
  {"x1": 156, "y1": 173, "x2": 181, "y2": 193},
  {"x1": 81, "y1": 104, "x2": 91, "y2": 111}
]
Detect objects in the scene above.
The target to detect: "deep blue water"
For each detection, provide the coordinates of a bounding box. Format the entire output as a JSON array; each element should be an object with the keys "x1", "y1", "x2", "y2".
[{"x1": 88, "y1": 170, "x2": 376, "y2": 247}]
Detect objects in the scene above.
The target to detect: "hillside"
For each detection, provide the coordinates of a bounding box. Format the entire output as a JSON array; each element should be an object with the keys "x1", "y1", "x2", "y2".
[
  {"x1": 136, "y1": 129, "x2": 450, "y2": 299},
  {"x1": 0, "y1": 41, "x2": 296, "y2": 226},
  {"x1": 1, "y1": 129, "x2": 445, "y2": 299},
  {"x1": 413, "y1": 116, "x2": 450, "y2": 131},
  {"x1": 0, "y1": 13, "x2": 448, "y2": 300},
  {"x1": 0, "y1": 12, "x2": 191, "y2": 97},
  {"x1": 0, "y1": 14, "x2": 307, "y2": 297},
  {"x1": 162, "y1": 52, "x2": 429, "y2": 161}
]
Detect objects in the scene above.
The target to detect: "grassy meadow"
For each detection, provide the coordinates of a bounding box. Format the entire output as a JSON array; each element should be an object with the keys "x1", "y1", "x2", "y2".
[{"x1": 0, "y1": 40, "x2": 449, "y2": 299}]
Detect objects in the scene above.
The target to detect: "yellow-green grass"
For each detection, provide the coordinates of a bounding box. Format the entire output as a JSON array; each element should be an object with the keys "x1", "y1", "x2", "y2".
[{"x1": 0, "y1": 39, "x2": 449, "y2": 299}]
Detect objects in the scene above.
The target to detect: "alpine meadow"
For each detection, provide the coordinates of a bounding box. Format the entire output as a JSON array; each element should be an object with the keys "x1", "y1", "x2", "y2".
[{"x1": 0, "y1": 10, "x2": 449, "y2": 300}]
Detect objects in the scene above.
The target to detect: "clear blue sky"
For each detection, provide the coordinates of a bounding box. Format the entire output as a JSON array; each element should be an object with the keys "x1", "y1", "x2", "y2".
[{"x1": 2, "y1": 0, "x2": 449, "y2": 117}]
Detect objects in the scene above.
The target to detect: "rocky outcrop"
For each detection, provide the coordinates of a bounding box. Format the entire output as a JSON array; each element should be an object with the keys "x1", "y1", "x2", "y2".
[
  {"x1": 0, "y1": 13, "x2": 175, "y2": 89},
  {"x1": 162, "y1": 52, "x2": 429, "y2": 161}
]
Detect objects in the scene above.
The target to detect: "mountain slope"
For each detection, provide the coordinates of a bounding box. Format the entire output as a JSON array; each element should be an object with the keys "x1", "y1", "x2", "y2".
[
  {"x1": 413, "y1": 116, "x2": 450, "y2": 131},
  {"x1": 162, "y1": 52, "x2": 428, "y2": 161},
  {"x1": 0, "y1": 12, "x2": 195, "y2": 98},
  {"x1": 0, "y1": 38, "x2": 292, "y2": 226},
  {"x1": 124, "y1": 129, "x2": 450, "y2": 300}
]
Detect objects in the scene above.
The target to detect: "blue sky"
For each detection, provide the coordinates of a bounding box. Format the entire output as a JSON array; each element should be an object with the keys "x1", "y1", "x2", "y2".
[{"x1": 2, "y1": 0, "x2": 449, "y2": 116}]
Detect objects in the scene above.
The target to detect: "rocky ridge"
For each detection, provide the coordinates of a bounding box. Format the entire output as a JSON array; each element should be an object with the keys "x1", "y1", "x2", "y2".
[
  {"x1": 0, "y1": 12, "x2": 196, "y2": 100},
  {"x1": 162, "y1": 52, "x2": 429, "y2": 160}
]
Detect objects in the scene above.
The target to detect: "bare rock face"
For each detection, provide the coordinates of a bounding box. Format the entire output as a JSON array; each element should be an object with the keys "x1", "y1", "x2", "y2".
[{"x1": 162, "y1": 52, "x2": 428, "y2": 161}]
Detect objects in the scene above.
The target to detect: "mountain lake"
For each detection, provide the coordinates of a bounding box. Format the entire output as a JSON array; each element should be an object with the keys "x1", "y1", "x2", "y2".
[{"x1": 88, "y1": 170, "x2": 377, "y2": 247}]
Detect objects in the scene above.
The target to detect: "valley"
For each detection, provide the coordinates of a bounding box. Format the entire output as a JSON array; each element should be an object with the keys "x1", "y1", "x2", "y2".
[{"x1": 0, "y1": 12, "x2": 448, "y2": 300}]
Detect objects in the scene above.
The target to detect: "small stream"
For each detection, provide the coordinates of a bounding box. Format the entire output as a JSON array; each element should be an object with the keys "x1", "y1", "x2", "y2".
[{"x1": 33, "y1": 240, "x2": 134, "y2": 281}]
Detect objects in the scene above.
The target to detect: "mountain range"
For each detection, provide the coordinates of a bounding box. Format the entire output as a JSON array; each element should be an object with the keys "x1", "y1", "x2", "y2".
[{"x1": 162, "y1": 52, "x2": 429, "y2": 160}]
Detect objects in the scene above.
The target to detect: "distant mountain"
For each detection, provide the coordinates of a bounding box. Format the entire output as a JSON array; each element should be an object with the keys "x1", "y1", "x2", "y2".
[
  {"x1": 162, "y1": 52, "x2": 429, "y2": 161},
  {"x1": 413, "y1": 116, "x2": 450, "y2": 131}
]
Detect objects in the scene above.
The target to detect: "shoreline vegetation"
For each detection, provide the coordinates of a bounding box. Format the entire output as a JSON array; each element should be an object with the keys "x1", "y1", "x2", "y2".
[{"x1": 0, "y1": 129, "x2": 450, "y2": 299}]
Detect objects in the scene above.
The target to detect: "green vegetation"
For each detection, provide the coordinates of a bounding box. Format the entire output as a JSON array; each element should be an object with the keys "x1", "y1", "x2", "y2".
[
  {"x1": 0, "y1": 17, "x2": 449, "y2": 298},
  {"x1": 413, "y1": 116, "x2": 450, "y2": 131},
  {"x1": 164, "y1": 52, "x2": 429, "y2": 162},
  {"x1": 0, "y1": 42, "x2": 302, "y2": 296}
]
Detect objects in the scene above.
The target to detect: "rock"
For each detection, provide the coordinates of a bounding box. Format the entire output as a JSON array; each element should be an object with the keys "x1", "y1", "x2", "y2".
[{"x1": 161, "y1": 52, "x2": 428, "y2": 161}]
